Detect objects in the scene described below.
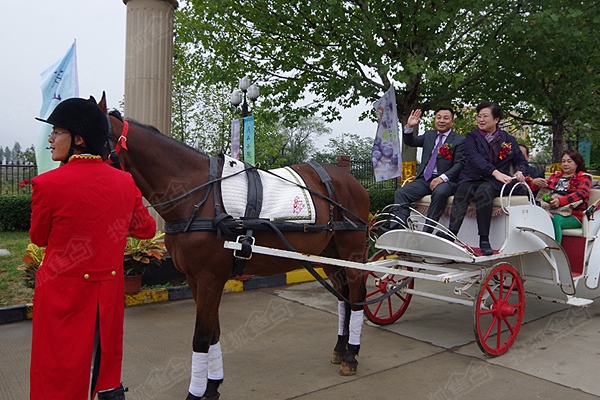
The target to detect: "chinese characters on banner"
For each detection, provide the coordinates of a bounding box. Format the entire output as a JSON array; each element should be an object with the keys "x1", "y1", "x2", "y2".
[
  {"x1": 372, "y1": 86, "x2": 401, "y2": 182},
  {"x1": 243, "y1": 116, "x2": 255, "y2": 165},
  {"x1": 37, "y1": 41, "x2": 79, "y2": 173}
]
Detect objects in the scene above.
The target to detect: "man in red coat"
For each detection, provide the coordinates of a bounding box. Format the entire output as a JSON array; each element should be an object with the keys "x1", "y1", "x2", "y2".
[{"x1": 31, "y1": 97, "x2": 156, "y2": 400}]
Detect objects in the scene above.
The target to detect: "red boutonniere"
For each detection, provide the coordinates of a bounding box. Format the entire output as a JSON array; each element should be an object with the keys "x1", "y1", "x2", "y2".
[
  {"x1": 499, "y1": 142, "x2": 512, "y2": 160},
  {"x1": 438, "y1": 143, "x2": 453, "y2": 160},
  {"x1": 568, "y1": 174, "x2": 582, "y2": 190}
]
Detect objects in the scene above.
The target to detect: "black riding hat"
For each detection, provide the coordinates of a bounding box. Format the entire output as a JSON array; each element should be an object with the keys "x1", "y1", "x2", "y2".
[{"x1": 36, "y1": 97, "x2": 108, "y2": 156}]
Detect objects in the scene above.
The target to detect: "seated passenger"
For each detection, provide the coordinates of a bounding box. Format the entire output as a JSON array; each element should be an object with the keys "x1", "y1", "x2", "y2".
[
  {"x1": 393, "y1": 107, "x2": 465, "y2": 232},
  {"x1": 444, "y1": 102, "x2": 527, "y2": 255},
  {"x1": 534, "y1": 150, "x2": 591, "y2": 244}
]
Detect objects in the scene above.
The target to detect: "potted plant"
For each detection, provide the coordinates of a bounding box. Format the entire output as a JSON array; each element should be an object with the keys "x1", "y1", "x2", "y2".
[
  {"x1": 17, "y1": 243, "x2": 45, "y2": 289},
  {"x1": 123, "y1": 231, "x2": 167, "y2": 294}
]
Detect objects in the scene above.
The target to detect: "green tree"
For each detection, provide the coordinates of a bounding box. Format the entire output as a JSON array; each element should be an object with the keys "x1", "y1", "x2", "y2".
[
  {"x1": 174, "y1": 0, "x2": 522, "y2": 159},
  {"x1": 264, "y1": 116, "x2": 331, "y2": 167},
  {"x1": 314, "y1": 133, "x2": 373, "y2": 163},
  {"x1": 4, "y1": 147, "x2": 12, "y2": 164},
  {"x1": 11, "y1": 142, "x2": 23, "y2": 164},
  {"x1": 480, "y1": 0, "x2": 600, "y2": 163},
  {"x1": 23, "y1": 145, "x2": 36, "y2": 165}
]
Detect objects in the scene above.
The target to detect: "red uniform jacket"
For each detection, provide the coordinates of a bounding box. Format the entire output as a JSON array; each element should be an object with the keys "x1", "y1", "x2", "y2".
[{"x1": 29, "y1": 156, "x2": 156, "y2": 400}]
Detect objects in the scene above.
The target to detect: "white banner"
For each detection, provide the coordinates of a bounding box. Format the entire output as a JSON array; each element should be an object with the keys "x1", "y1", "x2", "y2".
[
  {"x1": 36, "y1": 40, "x2": 79, "y2": 174},
  {"x1": 230, "y1": 118, "x2": 240, "y2": 159},
  {"x1": 372, "y1": 86, "x2": 401, "y2": 182}
]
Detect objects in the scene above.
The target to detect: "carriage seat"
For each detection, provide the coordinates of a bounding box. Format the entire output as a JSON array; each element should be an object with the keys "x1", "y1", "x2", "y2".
[
  {"x1": 562, "y1": 187, "x2": 600, "y2": 238},
  {"x1": 411, "y1": 194, "x2": 532, "y2": 218}
]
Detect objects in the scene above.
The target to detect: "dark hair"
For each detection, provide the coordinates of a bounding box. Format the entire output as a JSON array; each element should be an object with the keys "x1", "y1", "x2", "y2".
[
  {"x1": 434, "y1": 106, "x2": 455, "y2": 119},
  {"x1": 476, "y1": 101, "x2": 502, "y2": 120},
  {"x1": 519, "y1": 144, "x2": 529, "y2": 157},
  {"x1": 562, "y1": 150, "x2": 586, "y2": 173}
]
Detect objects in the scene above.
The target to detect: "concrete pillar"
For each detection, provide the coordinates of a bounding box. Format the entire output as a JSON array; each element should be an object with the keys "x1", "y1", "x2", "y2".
[
  {"x1": 123, "y1": 0, "x2": 178, "y2": 231},
  {"x1": 123, "y1": 0, "x2": 177, "y2": 135}
]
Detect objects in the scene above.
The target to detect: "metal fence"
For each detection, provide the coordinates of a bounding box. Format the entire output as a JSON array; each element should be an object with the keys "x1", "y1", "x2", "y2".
[
  {"x1": 350, "y1": 159, "x2": 399, "y2": 190},
  {"x1": 1, "y1": 164, "x2": 37, "y2": 195}
]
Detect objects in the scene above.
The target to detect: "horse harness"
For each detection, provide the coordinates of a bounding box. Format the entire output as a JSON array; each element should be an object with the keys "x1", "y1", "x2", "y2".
[
  {"x1": 104, "y1": 116, "x2": 407, "y2": 306},
  {"x1": 160, "y1": 156, "x2": 364, "y2": 274}
]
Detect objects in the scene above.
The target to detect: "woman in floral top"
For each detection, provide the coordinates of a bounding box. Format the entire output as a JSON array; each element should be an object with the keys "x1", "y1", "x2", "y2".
[{"x1": 533, "y1": 150, "x2": 591, "y2": 243}]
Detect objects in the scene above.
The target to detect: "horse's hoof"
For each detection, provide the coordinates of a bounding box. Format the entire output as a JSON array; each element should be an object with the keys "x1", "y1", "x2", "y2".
[
  {"x1": 339, "y1": 360, "x2": 358, "y2": 376},
  {"x1": 331, "y1": 351, "x2": 344, "y2": 364},
  {"x1": 186, "y1": 395, "x2": 220, "y2": 400}
]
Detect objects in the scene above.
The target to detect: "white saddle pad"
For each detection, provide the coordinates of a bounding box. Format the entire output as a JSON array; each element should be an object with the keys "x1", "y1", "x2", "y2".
[{"x1": 221, "y1": 155, "x2": 316, "y2": 223}]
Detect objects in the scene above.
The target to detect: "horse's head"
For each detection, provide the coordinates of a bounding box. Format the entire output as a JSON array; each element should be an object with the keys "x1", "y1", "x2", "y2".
[{"x1": 94, "y1": 92, "x2": 128, "y2": 169}]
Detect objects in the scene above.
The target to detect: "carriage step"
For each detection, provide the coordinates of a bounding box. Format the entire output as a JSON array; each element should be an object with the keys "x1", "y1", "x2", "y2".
[{"x1": 566, "y1": 296, "x2": 594, "y2": 307}]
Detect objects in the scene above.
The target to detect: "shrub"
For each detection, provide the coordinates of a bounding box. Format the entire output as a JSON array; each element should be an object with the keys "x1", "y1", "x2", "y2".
[
  {"x1": 368, "y1": 189, "x2": 395, "y2": 214},
  {"x1": 0, "y1": 195, "x2": 31, "y2": 231}
]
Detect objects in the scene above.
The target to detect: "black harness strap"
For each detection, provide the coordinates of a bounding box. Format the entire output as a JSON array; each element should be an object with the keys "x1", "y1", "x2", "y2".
[
  {"x1": 307, "y1": 161, "x2": 357, "y2": 229},
  {"x1": 165, "y1": 217, "x2": 366, "y2": 235},
  {"x1": 243, "y1": 161, "x2": 263, "y2": 219}
]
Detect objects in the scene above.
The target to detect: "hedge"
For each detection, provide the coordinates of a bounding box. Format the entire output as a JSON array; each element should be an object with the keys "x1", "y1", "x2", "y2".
[
  {"x1": 368, "y1": 189, "x2": 395, "y2": 214},
  {"x1": 0, "y1": 196, "x2": 31, "y2": 231}
]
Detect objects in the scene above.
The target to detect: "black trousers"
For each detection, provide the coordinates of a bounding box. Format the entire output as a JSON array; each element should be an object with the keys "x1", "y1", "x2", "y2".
[
  {"x1": 449, "y1": 180, "x2": 499, "y2": 237},
  {"x1": 394, "y1": 177, "x2": 453, "y2": 231}
]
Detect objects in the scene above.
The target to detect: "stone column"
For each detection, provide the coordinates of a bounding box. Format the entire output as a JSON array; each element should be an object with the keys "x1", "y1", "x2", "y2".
[{"x1": 123, "y1": 0, "x2": 178, "y2": 231}]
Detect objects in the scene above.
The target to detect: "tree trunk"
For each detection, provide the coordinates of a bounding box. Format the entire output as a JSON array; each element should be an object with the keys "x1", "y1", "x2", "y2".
[{"x1": 551, "y1": 113, "x2": 567, "y2": 164}]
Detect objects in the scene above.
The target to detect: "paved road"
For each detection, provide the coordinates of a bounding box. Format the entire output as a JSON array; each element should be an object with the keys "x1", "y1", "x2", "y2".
[{"x1": 2, "y1": 280, "x2": 600, "y2": 399}]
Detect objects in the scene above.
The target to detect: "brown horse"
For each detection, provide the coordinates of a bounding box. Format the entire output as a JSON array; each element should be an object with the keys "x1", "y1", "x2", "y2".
[{"x1": 98, "y1": 96, "x2": 369, "y2": 399}]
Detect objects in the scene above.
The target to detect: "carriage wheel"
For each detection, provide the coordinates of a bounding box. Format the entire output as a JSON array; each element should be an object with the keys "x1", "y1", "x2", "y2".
[
  {"x1": 363, "y1": 250, "x2": 414, "y2": 326},
  {"x1": 474, "y1": 262, "x2": 525, "y2": 356}
]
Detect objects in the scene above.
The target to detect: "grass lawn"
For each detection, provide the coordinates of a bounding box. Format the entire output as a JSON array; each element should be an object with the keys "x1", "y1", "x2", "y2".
[{"x1": 0, "y1": 231, "x2": 34, "y2": 306}]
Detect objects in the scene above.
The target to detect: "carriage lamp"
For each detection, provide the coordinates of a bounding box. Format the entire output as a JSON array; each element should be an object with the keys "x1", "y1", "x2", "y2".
[{"x1": 230, "y1": 76, "x2": 260, "y2": 117}]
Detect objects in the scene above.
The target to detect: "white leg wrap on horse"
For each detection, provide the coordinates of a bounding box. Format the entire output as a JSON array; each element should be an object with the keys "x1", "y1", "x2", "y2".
[
  {"x1": 207, "y1": 342, "x2": 224, "y2": 380},
  {"x1": 337, "y1": 301, "x2": 347, "y2": 336},
  {"x1": 189, "y1": 352, "x2": 208, "y2": 397},
  {"x1": 348, "y1": 309, "x2": 364, "y2": 346}
]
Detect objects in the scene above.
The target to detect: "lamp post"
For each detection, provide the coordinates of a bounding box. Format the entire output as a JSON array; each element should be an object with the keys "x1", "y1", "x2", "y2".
[{"x1": 230, "y1": 76, "x2": 260, "y2": 117}]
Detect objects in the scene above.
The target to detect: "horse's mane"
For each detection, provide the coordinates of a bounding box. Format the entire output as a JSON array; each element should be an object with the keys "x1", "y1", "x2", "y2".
[{"x1": 109, "y1": 109, "x2": 206, "y2": 158}]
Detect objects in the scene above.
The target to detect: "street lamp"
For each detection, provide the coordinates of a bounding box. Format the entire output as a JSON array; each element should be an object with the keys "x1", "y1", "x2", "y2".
[{"x1": 230, "y1": 76, "x2": 260, "y2": 117}]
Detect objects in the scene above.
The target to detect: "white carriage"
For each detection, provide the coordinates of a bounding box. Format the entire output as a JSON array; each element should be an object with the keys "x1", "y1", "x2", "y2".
[
  {"x1": 224, "y1": 182, "x2": 600, "y2": 356},
  {"x1": 363, "y1": 182, "x2": 600, "y2": 356}
]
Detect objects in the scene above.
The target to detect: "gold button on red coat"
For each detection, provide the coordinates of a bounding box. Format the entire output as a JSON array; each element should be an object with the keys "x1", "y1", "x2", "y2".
[
  {"x1": 111, "y1": 271, "x2": 116, "y2": 276},
  {"x1": 84, "y1": 274, "x2": 90, "y2": 279}
]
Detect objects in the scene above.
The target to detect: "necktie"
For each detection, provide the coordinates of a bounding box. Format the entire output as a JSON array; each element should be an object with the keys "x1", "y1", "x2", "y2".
[{"x1": 424, "y1": 134, "x2": 444, "y2": 181}]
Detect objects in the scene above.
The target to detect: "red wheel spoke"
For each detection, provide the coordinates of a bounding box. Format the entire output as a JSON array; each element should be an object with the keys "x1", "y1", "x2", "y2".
[
  {"x1": 504, "y1": 318, "x2": 515, "y2": 334},
  {"x1": 482, "y1": 315, "x2": 498, "y2": 341},
  {"x1": 386, "y1": 297, "x2": 393, "y2": 316},
  {"x1": 372, "y1": 300, "x2": 383, "y2": 316},
  {"x1": 365, "y1": 288, "x2": 383, "y2": 298},
  {"x1": 503, "y1": 280, "x2": 517, "y2": 300},
  {"x1": 484, "y1": 284, "x2": 499, "y2": 303}
]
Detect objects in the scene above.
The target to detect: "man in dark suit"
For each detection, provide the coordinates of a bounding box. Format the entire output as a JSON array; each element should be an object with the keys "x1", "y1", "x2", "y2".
[{"x1": 393, "y1": 106, "x2": 466, "y2": 232}]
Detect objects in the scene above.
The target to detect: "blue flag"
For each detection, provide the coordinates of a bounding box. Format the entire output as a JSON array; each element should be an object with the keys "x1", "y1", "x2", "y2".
[
  {"x1": 36, "y1": 41, "x2": 79, "y2": 174},
  {"x1": 243, "y1": 116, "x2": 255, "y2": 165}
]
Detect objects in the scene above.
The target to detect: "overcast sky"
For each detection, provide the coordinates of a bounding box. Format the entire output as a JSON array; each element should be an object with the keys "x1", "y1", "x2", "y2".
[{"x1": 0, "y1": 0, "x2": 375, "y2": 152}]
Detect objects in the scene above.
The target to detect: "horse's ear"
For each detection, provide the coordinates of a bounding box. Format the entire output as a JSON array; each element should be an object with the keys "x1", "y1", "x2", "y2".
[{"x1": 98, "y1": 91, "x2": 108, "y2": 114}]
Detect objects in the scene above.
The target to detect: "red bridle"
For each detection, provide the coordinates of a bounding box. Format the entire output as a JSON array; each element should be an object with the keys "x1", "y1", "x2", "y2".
[{"x1": 106, "y1": 119, "x2": 129, "y2": 169}]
